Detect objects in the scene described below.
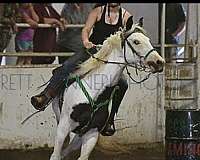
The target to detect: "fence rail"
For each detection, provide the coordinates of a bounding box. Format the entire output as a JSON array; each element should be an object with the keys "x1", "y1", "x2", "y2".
[
  {"x1": 0, "y1": 23, "x2": 198, "y2": 68},
  {"x1": 0, "y1": 23, "x2": 85, "y2": 28},
  {"x1": 0, "y1": 44, "x2": 197, "y2": 58},
  {"x1": 0, "y1": 52, "x2": 74, "y2": 57},
  {"x1": 0, "y1": 64, "x2": 61, "y2": 69},
  {"x1": 153, "y1": 44, "x2": 198, "y2": 47}
]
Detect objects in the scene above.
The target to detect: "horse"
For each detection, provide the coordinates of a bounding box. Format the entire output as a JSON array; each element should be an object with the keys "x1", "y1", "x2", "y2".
[{"x1": 50, "y1": 18, "x2": 165, "y2": 160}]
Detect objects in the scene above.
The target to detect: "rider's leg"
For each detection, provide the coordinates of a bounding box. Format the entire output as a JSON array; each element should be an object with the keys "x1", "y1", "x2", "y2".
[
  {"x1": 31, "y1": 48, "x2": 90, "y2": 111},
  {"x1": 104, "y1": 75, "x2": 128, "y2": 136}
]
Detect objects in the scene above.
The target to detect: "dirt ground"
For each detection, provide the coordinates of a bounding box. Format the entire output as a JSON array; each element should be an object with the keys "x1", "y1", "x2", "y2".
[{"x1": 0, "y1": 148, "x2": 165, "y2": 160}]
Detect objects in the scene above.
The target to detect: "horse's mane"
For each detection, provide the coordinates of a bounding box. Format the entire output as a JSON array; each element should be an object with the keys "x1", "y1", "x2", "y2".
[
  {"x1": 75, "y1": 31, "x2": 122, "y2": 76},
  {"x1": 134, "y1": 25, "x2": 147, "y2": 36},
  {"x1": 74, "y1": 25, "x2": 147, "y2": 76}
]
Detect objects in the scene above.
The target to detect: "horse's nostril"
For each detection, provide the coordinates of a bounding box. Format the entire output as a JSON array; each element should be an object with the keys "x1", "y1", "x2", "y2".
[
  {"x1": 156, "y1": 60, "x2": 163, "y2": 65},
  {"x1": 158, "y1": 68, "x2": 163, "y2": 72}
]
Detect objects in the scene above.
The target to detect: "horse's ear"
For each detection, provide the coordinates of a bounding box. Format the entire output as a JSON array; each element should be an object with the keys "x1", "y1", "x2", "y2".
[
  {"x1": 138, "y1": 17, "x2": 144, "y2": 27},
  {"x1": 125, "y1": 16, "x2": 133, "y2": 31}
]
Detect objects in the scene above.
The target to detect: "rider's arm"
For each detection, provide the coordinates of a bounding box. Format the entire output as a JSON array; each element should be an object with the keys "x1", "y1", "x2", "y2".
[
  {"x1": 122, "y1": 8, "x2": 133, "y2": 27},
  {"x1": 82, "y1": 7, "x2": 99, "y2": 49}
]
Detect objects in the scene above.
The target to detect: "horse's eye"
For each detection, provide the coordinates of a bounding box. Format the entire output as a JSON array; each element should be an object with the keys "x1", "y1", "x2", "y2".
[{"x1": 133, "y1": 40, "x2": 140, "y2": 45}]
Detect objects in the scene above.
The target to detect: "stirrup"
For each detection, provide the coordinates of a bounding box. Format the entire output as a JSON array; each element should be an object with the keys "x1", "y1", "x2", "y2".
[{"x1": 101, "y1": 122, "x2": 116, "y2": 136}]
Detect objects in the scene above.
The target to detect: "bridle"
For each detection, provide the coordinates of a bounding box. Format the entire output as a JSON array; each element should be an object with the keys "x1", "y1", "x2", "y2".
[
  {"x1": 87, "y1": 28, "x2": 157, "y2": 83},
  {"x1": 120, "y1": 28, "x2": 157, "y2": 83}
]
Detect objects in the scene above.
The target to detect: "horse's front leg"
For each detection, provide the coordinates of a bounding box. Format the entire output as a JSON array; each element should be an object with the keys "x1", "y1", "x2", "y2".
[
  {"x1": 61, "y1": 132, "x2": 82, "y2": 159},
  {"x1": 50, "y1": 116, "x2": 70, "y2": 160},
  {"x1": 78, "y1": 128, "x2": 99, "y2": 160}
]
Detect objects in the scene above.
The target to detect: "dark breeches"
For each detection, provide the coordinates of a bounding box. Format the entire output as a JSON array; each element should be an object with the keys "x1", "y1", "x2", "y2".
[{"x1": 47, "y1": 48, "x2": 90, "y2": 94}]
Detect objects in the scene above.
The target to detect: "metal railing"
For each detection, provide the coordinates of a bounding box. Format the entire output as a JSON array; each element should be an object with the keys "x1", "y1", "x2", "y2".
[
  {"x1": 0, "y1": 52, "x2": 74, "y2": 57},
  {"x1": 0, "y1": 23, "x2": 84, "y2": 57},
  {"x1": 0, "y1": 23, "x2": 85, "y2": 68},
  {"x1": 0, "y1": 23, "x2": 198, "y2": 68},
  {"x1": 0, "y1": 23, "x2": 84, "y2": 28}
]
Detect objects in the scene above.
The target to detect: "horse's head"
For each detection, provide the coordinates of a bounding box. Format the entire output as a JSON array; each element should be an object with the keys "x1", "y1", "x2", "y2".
[{"x1": 121, "y1": 17, "x2": 165, "y2": 73}]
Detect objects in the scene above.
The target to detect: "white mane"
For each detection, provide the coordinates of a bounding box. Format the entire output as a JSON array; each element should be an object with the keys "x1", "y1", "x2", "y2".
[
  {"x1": 75, "y1": 31, "x2": 122, "y2": 76},
  {"x1": 74, "y1": 25, "x2": 146, "y2": 77}
]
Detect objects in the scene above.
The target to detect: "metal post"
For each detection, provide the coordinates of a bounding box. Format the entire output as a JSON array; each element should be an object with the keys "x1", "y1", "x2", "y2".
[
  {"x1": 161, "y1": 4, "x2": 166, "y2": 59},
  {"x1": 156, "y1": 3, "x2": 166, "y2": 148},
  {"x1": 184, "y1": 4, "x2": 190, "y2": 59},
  {"x1": 197, "y1": 4, "x2": 200, "y2": 109},
  {"x1": 197, "y1": 4, "x2": 199, "y2": 44}
]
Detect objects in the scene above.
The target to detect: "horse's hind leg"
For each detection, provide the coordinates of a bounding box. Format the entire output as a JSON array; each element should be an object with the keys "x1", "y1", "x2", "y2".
[
  {"x1": 50, "y1": 116, "x2": 70, "y2": 160},
  {"x1": 78, "y1": 128, "x2": 99, "y2": 160},
  {"x1": 61, "y1": 132, "x2": 82, "y2": 159}
]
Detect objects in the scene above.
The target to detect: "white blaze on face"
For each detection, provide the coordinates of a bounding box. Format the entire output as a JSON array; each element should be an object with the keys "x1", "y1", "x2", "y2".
[{"x1": 126, "y1": 32, "x2": 165, "y2": 72}]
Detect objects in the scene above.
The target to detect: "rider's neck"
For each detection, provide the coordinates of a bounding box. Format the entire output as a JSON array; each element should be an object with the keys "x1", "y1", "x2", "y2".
[{"x1": 108, "y1": 5, "x2": 120, "y2": 13}]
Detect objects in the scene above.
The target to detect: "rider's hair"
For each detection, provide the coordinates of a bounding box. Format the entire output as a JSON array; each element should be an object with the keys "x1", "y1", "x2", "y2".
[
  {"x1": 94, "y1": 3, "x2": 106, "y2": 8},
  {"x1": 94, "y1": 3, "x2": 121, "y2": 19}
]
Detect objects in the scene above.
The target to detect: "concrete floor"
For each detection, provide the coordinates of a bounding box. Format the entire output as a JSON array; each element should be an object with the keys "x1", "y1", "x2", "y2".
[{"x1": 0, "y1": 148, "x2": 165, "y2": 160}]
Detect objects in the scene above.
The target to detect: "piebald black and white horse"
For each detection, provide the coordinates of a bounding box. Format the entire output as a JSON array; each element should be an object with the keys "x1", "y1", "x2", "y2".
[{"x1": 50, "y1": 18, "x2": 165, "y2": 160}]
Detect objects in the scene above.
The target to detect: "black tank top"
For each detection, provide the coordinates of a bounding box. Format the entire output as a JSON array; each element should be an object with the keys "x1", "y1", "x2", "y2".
[{"x1": 89, "y1": 5, "x2": 123, "y2": 45}]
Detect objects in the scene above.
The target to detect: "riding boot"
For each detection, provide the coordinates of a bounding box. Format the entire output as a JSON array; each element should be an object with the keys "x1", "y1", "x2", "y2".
[
  {"x1": 31, "y1": 73, "x2": 78, "y2": 111},
  {"x1": 103, "y1": 77, "x2": 128, "y2": 136},
  {"x1": 31, "y1": 86, "x2": 58, "y2": 111},
  {"x1": 31, "y1": 67, "x2": 68, "y2": 110}
]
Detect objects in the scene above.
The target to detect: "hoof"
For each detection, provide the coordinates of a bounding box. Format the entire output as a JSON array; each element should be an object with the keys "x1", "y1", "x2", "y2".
[{"x1": 50, "y1": 154, "x2": 61, "y2": 160}]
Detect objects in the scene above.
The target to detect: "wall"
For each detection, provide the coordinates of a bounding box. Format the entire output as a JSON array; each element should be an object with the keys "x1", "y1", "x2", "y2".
[
  {"x1": 0, "y1": 3, "x2": 163, "y2": 151},
  {"x1": 122, "y1": 3, "x2": 159, "y2": 44},
  {"x1": 0, "y1": 67, "x2": 164, "y2": 150},
  {"x1": 0, "y1": 67, "x2": 56, "y2": 149}
]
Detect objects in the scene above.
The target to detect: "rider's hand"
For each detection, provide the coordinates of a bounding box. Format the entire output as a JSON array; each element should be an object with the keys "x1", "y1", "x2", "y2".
[
  {"x1": 83, "y1": 40, "x2": 95, "y2": 49},
  {"x1": 60, "y1": 18, "x2": 67, "y2": 29},
  {"x1": 29, "y1": 21, "x2": 38, "y2": 29},
  {"x1": 51, "y1": 19, "x2": 65, "y2": 31}
]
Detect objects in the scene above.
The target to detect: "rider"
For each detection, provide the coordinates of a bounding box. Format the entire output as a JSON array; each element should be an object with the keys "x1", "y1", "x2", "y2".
[{"x1": 31, "y1": 3, "x2": 132, "y2": 136}]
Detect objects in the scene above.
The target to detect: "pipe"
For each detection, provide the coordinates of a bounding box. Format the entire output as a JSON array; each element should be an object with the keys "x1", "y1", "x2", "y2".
[
  {"x1": 184, "y1": 4, "x2": 190, "y2": 58},
  {"x1": 0, "y1": 23, "x2": 84, "y2": 28},
  {"x1": 0, "y1": 52, "x2": 74, "y2": 57},
  {"x1": 160, "y1": 3, "x2": 166, "y2": 59}
]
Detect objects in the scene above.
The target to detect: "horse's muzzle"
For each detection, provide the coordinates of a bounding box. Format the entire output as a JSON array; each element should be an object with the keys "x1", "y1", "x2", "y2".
[{"x1": 148, "y1": 60, "x2": 164, "y2": 73}]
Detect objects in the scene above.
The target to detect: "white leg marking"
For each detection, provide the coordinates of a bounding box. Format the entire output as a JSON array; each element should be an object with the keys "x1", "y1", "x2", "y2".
[
  {"x1": 77, "y1": 128, "x2": 99, "y2": 160},
  {"x1": 61, "y1": 132, "x2": 82, "y2": 159},
  {"x1": 50, "y1": 116, "x2": 70, "y2": 160}
]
